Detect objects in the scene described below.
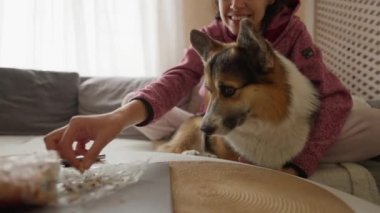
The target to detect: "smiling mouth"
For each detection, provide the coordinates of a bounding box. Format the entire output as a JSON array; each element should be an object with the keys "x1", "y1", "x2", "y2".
[{"x1": 228, "y1": 15, "x2": 251, "y2": 21}]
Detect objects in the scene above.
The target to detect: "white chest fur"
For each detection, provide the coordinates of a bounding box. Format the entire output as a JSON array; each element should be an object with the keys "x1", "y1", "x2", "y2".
[{"x1": 225, "y1": 53, "x2": 320, "y2": 169}]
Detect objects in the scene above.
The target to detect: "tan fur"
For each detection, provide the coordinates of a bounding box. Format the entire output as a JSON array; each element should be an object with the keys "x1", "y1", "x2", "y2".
[
  {"x1": 245, "y1": 55, "x2": 290, "y2": 123},
  {"x1": 156, "y1": 116, "x2": 204, "y2": 153},
  {"x1": 208, "y1": 136, "x2": 240, "y2": 161}
]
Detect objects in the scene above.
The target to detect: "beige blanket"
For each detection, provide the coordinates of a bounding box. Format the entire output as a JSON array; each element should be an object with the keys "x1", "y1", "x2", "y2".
[{"x1": 310, "y1": 162, "x2": 380, "y2": 205}]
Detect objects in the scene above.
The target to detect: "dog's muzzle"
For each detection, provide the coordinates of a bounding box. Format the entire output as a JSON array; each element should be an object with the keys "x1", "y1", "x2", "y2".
[{"x1": 200, "y1": 124, "x2": 216, "y2": 135}]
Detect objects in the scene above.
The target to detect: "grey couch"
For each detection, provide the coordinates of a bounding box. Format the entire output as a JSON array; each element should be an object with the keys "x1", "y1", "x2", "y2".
[
  {"x1": 0, "y1": 67, "x2": 200, "y2": 139},
  {"x1": 1, "y1": 66, "x2": 379, "y2": 136}
]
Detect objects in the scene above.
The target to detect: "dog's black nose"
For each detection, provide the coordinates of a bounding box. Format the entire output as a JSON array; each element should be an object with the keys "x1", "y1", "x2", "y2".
[{"x1": 200, "y1": 125, "x2": 216, "y2": 135}]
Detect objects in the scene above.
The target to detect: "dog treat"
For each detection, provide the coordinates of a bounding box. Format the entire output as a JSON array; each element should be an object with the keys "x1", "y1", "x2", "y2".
[
  {"x1": 57, "y1": 161, "x2": 147, "y2": 204},
  {"x1": 79, "y1": 162, "x2": 85, "y2": 174},
  {"x1": 61, "y1": 154, "x2": 106, "y2": 168},
  {"x1": 0, "y1": 151, "x2": 61, "y2": 207}
]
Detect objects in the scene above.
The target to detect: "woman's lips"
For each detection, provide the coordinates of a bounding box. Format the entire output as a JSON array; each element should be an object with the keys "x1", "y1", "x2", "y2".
[{"x1": 228, "y1": 15, "x2": 251, "y2": 21}]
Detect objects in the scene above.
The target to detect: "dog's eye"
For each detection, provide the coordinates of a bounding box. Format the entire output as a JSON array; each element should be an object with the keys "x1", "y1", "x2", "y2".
[{"x1": 220, "y1": 85, "x2": 236, "y2": 98}]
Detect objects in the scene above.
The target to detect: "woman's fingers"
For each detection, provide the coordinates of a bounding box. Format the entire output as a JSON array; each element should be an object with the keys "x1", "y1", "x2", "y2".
[
  {"x1": 44, "y1": 126, "x2": 67, "y2": 151},
  {"x1": 44, "y1": 125, "x2": 82, "y2": 170},
  {"x1": 44, "y1": 114, "x2": 117, "y2": 172},
  {"x1": 82, "y1": 137, "x2": 107, "y2": 171},
  {"x1": 74, "y1": 141, "x2": 89, "y2": 156},
  {"x1": 57, "y1": 124, "x2": 83, "y2": 170}
]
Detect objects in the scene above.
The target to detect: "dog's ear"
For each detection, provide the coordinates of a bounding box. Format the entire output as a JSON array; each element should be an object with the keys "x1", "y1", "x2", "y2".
[
  {"x1": 190, "y1": 30, "x2": 222, "y2": 61},
  {"x1": 237, "y1": 19, "x2": 274, "y2": 69}
]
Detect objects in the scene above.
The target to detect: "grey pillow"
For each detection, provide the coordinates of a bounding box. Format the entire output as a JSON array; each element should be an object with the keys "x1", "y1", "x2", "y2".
[
  {"x1": 0, "y1": 67, "x2": 79, "y2": 135},
  {"x1": 368, "y1": 100, "x2": 380, "y2": 109},
  {"x1": 79, "y1": 77, "x2": 153, "y2": 114},
  {"x1": 79, "y1": 77, "x2": 153, "y2": 139}
]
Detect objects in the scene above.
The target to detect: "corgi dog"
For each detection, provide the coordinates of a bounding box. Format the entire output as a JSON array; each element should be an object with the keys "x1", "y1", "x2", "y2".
[{"x1": 157, "y1": 19, "x2": 319, "y2": 170}]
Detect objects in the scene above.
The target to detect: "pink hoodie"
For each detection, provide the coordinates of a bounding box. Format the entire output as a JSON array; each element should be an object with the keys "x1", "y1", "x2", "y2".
[{"x1": 127, "y1": 0, "x2": 353, "y2": 177}]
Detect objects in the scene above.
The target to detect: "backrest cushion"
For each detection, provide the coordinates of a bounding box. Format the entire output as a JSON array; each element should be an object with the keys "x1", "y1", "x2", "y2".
[{"x1": 0, "y1": 67, "x2": 79, "y2": 135}]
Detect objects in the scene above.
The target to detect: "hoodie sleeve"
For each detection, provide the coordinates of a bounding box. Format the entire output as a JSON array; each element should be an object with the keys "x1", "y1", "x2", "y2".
[
  {"x1": 123, "y1": 20, "x2": 225, "y2": 126},
  {"x1": 286, "y1": 21, "x2": 353, "y2": 177},
  {"x1": 124, "y1": 47, "x2": 204, "y2": 126}
]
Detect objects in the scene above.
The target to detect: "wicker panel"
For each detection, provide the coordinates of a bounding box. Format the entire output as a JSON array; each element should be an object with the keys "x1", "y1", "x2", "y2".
[{"x1": 315, "y1": 0, "x2": 380, "y2": 100}]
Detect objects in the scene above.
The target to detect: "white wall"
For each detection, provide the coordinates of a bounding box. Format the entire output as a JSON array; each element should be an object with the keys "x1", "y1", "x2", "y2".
[
  {"x1": 181, "y1": 0, "x2": 215, "y2": 47},
  {"x1": 298, "y1": 0, "x2": 315, "y2": 38}
]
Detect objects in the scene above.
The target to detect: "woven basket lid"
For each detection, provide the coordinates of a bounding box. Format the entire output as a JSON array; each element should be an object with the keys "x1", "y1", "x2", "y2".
[{"x1": 169, "y1": 161, "x2": 353, "y2": 213}]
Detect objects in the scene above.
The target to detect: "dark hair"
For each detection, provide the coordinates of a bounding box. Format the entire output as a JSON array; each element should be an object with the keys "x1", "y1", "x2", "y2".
[{"x1": 213, "y1": 0, "x2": 289, "y2": 33}]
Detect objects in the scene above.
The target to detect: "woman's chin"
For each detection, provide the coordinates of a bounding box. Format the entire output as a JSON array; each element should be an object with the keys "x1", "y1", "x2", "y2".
[{"x1": 228, "y1": 26, "x2": 239, "y2": 36}]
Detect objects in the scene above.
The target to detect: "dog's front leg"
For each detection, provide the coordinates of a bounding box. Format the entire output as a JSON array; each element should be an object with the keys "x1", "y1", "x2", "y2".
[{"x1": 155, "y1": 116, "x2": 204, "y2": 154}]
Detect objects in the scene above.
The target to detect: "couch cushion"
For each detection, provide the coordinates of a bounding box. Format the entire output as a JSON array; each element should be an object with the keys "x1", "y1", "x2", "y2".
[
  {"x1": 79, "y1": 77, "x2": 153, "y2": 139},
  {"x1": 79, "y1": 77, "x2": 153, "y2": 114},
  {"x1": 0, "y1": 67, "x2": 79, "y2": 135},
  {"x1": 368, "y1": 100, "x2": 380, "y2": 109}
]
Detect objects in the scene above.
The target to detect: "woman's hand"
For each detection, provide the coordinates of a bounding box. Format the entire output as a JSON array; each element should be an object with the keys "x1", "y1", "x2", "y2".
[
  {"x1": 44, "y1": 100, "x2": 148, "y2": 172},
  {"x1": 44, "y1": 112, "x2": 125, "y2": 172}
]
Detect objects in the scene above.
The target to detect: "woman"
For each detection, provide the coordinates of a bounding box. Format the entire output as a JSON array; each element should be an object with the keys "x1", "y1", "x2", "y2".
[{"x1": 44, "y1": 0, "x2": 380, "y2": 177}]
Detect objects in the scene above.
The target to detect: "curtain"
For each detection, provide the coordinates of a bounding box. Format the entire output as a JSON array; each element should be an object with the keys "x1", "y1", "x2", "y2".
[{"x1": 0, "y1": 0, "x2": 189, "y2": 77}]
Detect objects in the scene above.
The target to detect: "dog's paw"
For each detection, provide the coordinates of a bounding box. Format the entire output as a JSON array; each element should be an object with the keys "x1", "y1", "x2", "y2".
[
  {"x1": 181, "y1": 150, "x2": 201, "y2": 156},
  {"x1": 156, "y1": 143, "x2": 189, "y2": 154},
  {"x1": 181, "y1": 150, "x2": 218, "y2": 158},
  {"x1": 202, "y1": 152, "x2": 218, "y2": 158},
  {"x1": 156, "y1": 143, "x2": 176, "y2": 153}
]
